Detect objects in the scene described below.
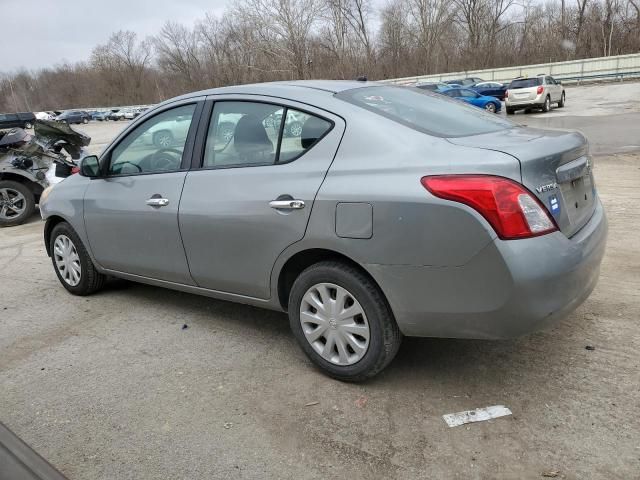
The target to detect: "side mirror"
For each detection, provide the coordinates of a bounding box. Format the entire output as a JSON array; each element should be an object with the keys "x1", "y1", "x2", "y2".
[{"x1": 79, "y1": 155, "x2": 100, "y2": 178}]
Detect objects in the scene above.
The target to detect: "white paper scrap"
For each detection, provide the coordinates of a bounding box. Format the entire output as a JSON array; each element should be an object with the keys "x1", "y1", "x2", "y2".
[{"x1": 442, "y1": 405, "x2": 512, "y2": 427}]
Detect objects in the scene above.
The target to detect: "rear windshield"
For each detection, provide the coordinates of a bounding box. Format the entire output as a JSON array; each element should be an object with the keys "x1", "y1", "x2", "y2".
[
  {"x1": 509, "y1": 78, "x2": 542, "y2": 89},
  {"x1": 336, "y1": 86, "x2": 512, "y2": 137}
]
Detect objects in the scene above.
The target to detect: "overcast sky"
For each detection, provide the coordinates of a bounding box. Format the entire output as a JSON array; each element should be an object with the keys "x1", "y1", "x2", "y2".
[{"x1": 1, "y1": 0, "x2": 229, "y2": 72}]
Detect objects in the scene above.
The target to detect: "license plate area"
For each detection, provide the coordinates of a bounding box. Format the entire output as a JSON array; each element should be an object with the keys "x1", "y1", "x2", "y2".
[{"x1": 560, "y1": 173, "x2": 595, "y2": 226}]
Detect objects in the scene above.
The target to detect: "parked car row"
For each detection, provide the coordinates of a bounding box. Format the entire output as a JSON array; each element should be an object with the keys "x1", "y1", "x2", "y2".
[{"x1": 415, "y1": 74, "x2": 566, "y2": 115}]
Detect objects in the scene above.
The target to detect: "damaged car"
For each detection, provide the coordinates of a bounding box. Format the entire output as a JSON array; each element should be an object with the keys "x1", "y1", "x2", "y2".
[{"x1": 0, "y1": 120, "x2": 90, "y2": 226}]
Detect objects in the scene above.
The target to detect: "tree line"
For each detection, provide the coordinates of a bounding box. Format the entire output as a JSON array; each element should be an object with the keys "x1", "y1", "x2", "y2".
[{"x1": 2, "y1": 0, "x2": 639, "y2": 112}]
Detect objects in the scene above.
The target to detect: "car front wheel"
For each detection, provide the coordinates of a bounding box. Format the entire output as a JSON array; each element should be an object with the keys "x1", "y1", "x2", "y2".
[
  {"x1": 288, "y1": 261, "x2": 402, "y2": 381},
  {"x1": 0, "y1": 181, "x2": 35, "y2": 227},
  {"x1": 558, "y1": 92, "x2": 565, "y2": 108},
  {"x1": 50, "y1": 222, "x2": 106, "y2": 295},
  {"x1": 484, "y1": 102, "x2": 496, "y2": 113}
]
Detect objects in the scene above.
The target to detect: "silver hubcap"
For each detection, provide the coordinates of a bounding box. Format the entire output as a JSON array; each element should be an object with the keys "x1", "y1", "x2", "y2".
[
  {"x1": 158, "y1": 134, "x2": 171, "y2": 147},
  {"x1": 0, "y1": 188, "x2": 26, "y2": 219},
  {"x1": 289, "y1": 123, "x2": 302, "y2": 136},
  {"x1": 53, "y1": 235, "x2": 82, "y2": 286},
  {"x1": 485, "y1": 103, "x2": 495, "y2": 112},
  {"x1": 300, "y1": 283, "x2": 370, "y2": 366}
]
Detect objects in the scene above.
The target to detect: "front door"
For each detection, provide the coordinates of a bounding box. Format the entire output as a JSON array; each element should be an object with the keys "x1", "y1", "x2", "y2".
[
  {"x1": 84, "y1": 101, "x2": 202, "y2": 284},
  {"x1": 179, "y1": 98, "x2": 344, "y2": 299}
]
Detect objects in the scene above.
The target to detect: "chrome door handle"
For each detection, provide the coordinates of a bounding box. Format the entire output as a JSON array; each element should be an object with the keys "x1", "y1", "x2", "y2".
[
  {"x1": 269, "y1": 199, "x2": 305, "y2": 210},
  {"x1": 146, "y1": 197, "x2": 170, "y2": 207}
]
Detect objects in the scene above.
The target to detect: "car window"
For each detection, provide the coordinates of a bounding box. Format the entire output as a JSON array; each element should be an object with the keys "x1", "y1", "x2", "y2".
[
  {"x1": 509, "y1": 78, "x2": 542, "y2": 89},
  {"x1": 278, "y1": 110, "x2": 332, "y2": 163},
  {"x1": 546, "y1": 76, "x2": 555, "y2": 85},
  {"x1": 203, "y1": 102, "x2": 283, "y2": 168},
  {"x1": 443, "y1": 89, "x2": 459, "y2": 98},
  {"x1": 460, "y1": 89, "x2": 478, "y2": 98},
  {"x1": 108, "y1": 104, "x2": 196, "y2": 176},
  {"x1": 337, "y1": 86, "x2": 512, "y2": 138}
]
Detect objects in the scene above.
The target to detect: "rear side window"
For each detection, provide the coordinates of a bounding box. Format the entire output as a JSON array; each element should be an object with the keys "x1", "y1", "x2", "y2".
[
  {"x1": 337, "y1": 86, "x2": 512, "y2": 138},
  {"x1": 202, "y1": 101, "x2": 332, "y2": 168},
  {"x1": 509, "y1": 78, "x2": 542, "y2": 89}
]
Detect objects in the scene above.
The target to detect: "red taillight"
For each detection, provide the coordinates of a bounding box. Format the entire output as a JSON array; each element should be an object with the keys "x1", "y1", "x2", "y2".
[
  {"x1": 71, "y1": 166, "x2": 80, "y2": 175},
  {"x1": 536, "y1": 86, "x2": 544, "y2": 95},
  {"x1": 421, "y1": 175, "x2": 557, "y2": 240}
]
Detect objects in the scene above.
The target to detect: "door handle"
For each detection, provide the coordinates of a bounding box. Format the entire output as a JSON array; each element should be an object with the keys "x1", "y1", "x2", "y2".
[
  {"x1": 269, "y1": 199, "x2": 305, "y2": 210},
  {"x1": 146, "y1": 197, "x2": 170, "y2": 207}
]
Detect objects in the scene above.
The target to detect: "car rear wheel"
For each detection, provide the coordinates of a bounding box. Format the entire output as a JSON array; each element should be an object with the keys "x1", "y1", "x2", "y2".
[
  {"x1": 82, "y1": 117, "x2": 89, "y2": 124},
  {"x1": 484, "y1": 102, "x2": 496, "y2": 113},
  {"x1": 288, "y1": 261, "x2": 402, "y2": 381},
  {"x1": 50, "y1": 222, "x2": 106, "y2": 295},
  {"x1": 558, "y1": 92, "x2": 565, "y2": 108},
  {"x1": 542, "y1": 96, "x2": 551, "y2": 112},
  {"x1": 24, "y1": 122, "x2": 33, "y2": 129},
  {"x1": 506, "y1": 108, "x2": 515, "y2": 115},
  {"x1": 0, "y1": 181, "x2": 35, "y2": 227}
]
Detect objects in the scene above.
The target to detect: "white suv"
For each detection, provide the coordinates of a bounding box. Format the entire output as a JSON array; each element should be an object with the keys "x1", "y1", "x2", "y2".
[{"x1": 505, "y1": 75, "x2": 565, "y2": 114}]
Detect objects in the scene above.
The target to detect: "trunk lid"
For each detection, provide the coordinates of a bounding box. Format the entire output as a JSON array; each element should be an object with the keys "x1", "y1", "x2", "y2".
[{"x1": 448, "y1": 126, "x2": 597, "y2": 238}]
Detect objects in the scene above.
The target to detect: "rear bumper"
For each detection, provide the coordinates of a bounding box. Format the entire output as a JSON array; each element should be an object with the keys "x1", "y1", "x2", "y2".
[
  {"x1": 367, "y1": 199, "x2": 608, "y2": 339},
  {"x1": 506, "y1": 94, "x2": 544, "y2": 108}
]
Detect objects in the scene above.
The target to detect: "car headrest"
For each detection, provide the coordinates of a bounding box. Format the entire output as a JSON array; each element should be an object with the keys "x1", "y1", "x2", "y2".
[{"x1": 233, "y1": 115, "x2": 272, "y2": 154}]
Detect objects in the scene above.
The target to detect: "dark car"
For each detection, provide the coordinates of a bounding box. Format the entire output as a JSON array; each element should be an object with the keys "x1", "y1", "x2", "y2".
[
  {"x1": 55, "y1": 110, "x2": 91, "y2": 125},
  {"x1": 415, "y1": 82, "x2": 450, "y2": 93},
  {"x1": 471, "y1": 81, "x2": 508, "y2": 101},
  {"x1": 445, "y1": 77, "x2": 484, "y2": 87},
  {"x1": 0, "y1": 112, "x2": 36, "y2": 129}
]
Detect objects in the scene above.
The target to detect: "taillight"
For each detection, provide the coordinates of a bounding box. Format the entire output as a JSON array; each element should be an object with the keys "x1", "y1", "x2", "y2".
[
  {"x1": 71, "y1": 166, "x2": 80, "y2": 175},
  {"x1": 421, "y1": 175, "x2": 557, "y2": 240},
  {"x1": 536, "y1": 86, "x2": 544, "y2": 95}
]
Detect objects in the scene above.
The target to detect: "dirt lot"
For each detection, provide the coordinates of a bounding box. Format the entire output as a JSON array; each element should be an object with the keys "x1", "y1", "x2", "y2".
[{"x1": 1, "y1": 83, "x2": 639, "y2": 479}]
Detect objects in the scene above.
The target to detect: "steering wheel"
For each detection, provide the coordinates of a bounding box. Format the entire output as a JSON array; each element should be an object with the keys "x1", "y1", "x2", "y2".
[{"x1": 150, "y1": 148, "x2": 183, "y2": 171}]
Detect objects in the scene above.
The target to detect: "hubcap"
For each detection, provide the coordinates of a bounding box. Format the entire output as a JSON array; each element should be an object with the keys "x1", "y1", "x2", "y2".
[
  {"x1": 300, "y1": 283, "x2": 370, "y2": 366},
  {"x1": 485, "y1": 103, "x2": 495, "y2": 112},
  {"x1": 289, "y1": 123, "x2": 302, "y2": 136},
  {"x1": 53, "y1": 235, "x2": 82, "y2": 286},
  {"x1": 158, "y1": 134, "x2": 171, "y2": 148},
  {"x1": 0, "y1": 188, "x2": 26, "y2": 219}
]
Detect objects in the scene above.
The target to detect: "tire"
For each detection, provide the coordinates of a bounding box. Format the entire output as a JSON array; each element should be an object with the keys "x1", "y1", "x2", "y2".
[
  {"x1": 484, "y1": 102, "x2": 496, "y2": 113},
  {"x1": 24, "y1": 122, "x2": 33, "y2": 129},
  {"x1": 82, "y1": 117, "x2": 89, "y2": 124},
  {"x1": 50, "y1": 222, "x2": 106, "y2": 295},
  {"x1": 288, "y1": 261, "x2": 402, "y2": 381},
  {"x1": 506, "y1": 108, "x2": 515, "y2": 115},
  {"x1": 153, "y1": 130, "x2": 174, "y2": 148},
  {"x1": 0, "y1": 180, "x2": 36, "y2": 227},
  {"x1": 542, "y1": 96, "x2": 551, "y2": 112},
  {"x1": 558, "y1": 92, "x2": 565, "y2": 108},
  {"x1": 218, "y1": 122, "x2": 235, "y2": 142}
]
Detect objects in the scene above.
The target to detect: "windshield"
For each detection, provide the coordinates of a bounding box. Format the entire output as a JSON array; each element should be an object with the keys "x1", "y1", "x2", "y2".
[
  {"x1": 509, "y1": 78, "x2": 542, "y2": 89},
  {"x1": 336, "y1": 86, "x2": 513, "y2": 137}
]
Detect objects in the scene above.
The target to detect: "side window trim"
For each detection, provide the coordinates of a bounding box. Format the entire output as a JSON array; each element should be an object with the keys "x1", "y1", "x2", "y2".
[
  {"x1": 100, "y1": 99, "x2": 204, "y2": 177},
  {"x1": 194, "y1": 98, "x2": 335, "y2": 170}
]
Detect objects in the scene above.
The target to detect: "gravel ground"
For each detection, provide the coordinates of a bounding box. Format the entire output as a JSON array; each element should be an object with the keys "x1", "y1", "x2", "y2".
[{"x1": 1, "y1": 82, "x2": 639, "y2": 480}]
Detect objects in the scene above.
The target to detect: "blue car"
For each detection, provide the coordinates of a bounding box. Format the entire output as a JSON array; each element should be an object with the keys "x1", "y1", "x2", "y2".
[
  {"x1": 440, "y1": 87, "x2": 502, "y2": 113},
  {"x1": 471, "y1": 81, "x2": 508, "y2": 101}
]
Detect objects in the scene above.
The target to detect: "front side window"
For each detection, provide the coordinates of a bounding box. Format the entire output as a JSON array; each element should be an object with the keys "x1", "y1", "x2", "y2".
[
  {"x1": 337, "y1": 86, "x2": 512, "y2": 137},
  {"x1": 203, "y1": 102, "x2": 332, "y2": 168},
  {"x1": 460, "y1": 89, "x2": 478, "y2": 98},
  {"x1": 109, "y1": 104, "x2": 196, "y2": 175}
]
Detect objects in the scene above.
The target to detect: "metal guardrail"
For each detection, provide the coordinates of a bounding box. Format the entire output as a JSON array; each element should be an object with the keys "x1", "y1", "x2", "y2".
[{"x1": 381, "y1": 53, "x2": 640, "y2": 86}]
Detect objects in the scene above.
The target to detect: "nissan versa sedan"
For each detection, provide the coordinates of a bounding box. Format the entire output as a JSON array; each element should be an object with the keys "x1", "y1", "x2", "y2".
[{"x1": 39, "y1": 81, "x2": 607, "y2": 381}]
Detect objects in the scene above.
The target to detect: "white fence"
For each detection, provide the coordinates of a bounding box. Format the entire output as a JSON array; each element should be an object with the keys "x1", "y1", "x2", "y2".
[{"x1": 381, "y1": 53, "x2": 640, "y2": 86}]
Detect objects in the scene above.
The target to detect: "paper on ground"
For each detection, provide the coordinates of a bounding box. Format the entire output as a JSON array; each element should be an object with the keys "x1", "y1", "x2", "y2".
[{"x1": 442, "y1": 405, "x2": 512, "y2": 427}]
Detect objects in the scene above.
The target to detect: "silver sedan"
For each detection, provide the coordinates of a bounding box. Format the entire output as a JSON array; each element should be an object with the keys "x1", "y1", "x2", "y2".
[{"x1": 39, "y1": 81, "x2": 607, "y2": 381}]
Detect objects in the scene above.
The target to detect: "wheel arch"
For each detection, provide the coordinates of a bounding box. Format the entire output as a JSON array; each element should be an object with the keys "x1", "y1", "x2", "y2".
[
  {"x1": 0, "y1": 172, "x2": 44, "y2": 198},
  {"x1": 276, "y1": 247, "x2": 387, "y2": 312},
  {"x1": 44, "y1": 215, "x2": 67, "y2": 256}
]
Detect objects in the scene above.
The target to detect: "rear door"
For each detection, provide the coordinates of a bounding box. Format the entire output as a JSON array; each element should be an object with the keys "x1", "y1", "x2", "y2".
[
  {"x1": 179, "y1": 96, "x2": 345, "y2": 299},
  {"x1": 84, "y1": 99, "x2": 204, "y2": 284}
]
